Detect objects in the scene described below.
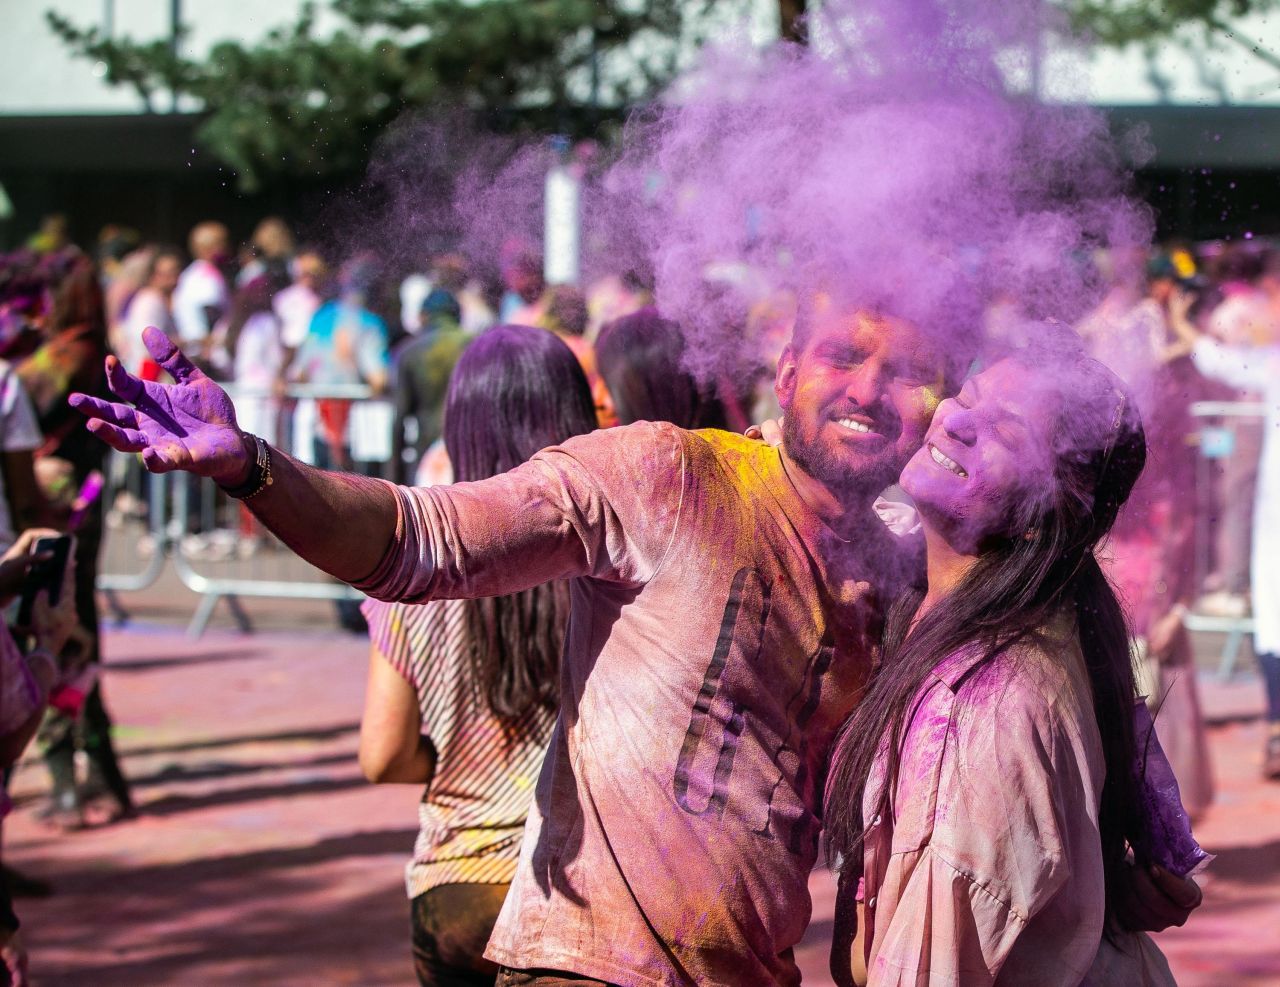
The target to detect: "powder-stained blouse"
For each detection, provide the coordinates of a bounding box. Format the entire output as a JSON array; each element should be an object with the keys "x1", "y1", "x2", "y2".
[{"x1": 858, "y1": 618, "x2": 1177, "y2": 986}]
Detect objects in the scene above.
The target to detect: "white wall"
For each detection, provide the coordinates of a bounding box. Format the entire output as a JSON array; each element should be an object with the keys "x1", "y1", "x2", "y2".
[{"x1": 0, "y1": 0, "x2": 318, "y2": 113}]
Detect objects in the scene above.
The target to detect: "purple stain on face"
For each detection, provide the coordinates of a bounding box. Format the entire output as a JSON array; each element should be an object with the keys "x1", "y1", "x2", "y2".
[
  {"x1": 777, "y1": 311, "x2": 948, "y2": 499},
  {"x1": 901, "y1": 359, "x2": 1059, "y2": 549}
]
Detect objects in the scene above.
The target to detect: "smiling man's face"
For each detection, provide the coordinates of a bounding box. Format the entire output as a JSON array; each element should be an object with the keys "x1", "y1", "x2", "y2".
[{"x1": 775, "y1": 310, "x2": 949, "y2": 502}]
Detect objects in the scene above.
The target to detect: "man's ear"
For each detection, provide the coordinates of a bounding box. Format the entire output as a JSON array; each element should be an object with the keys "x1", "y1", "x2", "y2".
[{"x1": 775, "y1": 345, "x2": 799, "y2": 412}]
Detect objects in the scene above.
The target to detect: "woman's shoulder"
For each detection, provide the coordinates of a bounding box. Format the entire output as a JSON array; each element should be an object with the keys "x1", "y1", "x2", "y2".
[
  {"x1": 946, "y1": 622, "x2": 1094, "y2": 751},
  {"x1": 362, "y1": 597, "x2": 467, "y2": 677}
]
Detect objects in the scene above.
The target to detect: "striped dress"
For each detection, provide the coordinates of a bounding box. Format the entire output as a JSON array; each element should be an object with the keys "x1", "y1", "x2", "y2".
[{"x1": 362, "y1": 597, "x2": 553, "y2": 897}]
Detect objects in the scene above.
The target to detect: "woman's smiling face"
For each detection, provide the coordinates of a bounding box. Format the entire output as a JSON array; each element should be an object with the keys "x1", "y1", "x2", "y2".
[{"x1": 899, "y1": 359, "x2": 1060, "y2": 551}]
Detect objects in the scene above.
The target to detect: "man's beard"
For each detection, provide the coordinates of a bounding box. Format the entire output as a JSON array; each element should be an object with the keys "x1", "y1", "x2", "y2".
[{"x1": 781, "y1": 413, "x2": 900, "y2": 503}]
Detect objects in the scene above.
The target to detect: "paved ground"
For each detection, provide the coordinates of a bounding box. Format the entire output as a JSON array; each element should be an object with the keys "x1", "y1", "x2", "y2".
[{"x1": 5, "y1": 608, "x2": 1279, "y2": 985}]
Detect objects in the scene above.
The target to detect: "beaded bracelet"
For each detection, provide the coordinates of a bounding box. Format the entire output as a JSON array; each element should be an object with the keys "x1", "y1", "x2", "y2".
[{"x1": 218, "y1": 434, "x2": 274, "y2": 501}]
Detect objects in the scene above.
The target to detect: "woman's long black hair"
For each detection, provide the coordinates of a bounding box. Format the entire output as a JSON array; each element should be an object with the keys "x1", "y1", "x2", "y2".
[
  {"x1": 595, "y1": 306, "x2": 728, "y2": 430},
  {"x1": 823, "y1": 344, "x2": 1150, "y2": 967},
  {"x1": 443, "y1": 324, "x2": 597, "y2": 732}
]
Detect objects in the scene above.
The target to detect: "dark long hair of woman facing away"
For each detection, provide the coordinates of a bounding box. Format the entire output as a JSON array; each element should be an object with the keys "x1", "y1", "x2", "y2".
[
  {"x1": 824, "y1": 344, "x2": 1150, "y2": 936},
  {"x1": 594, "y1": 306, "x2": 728, "y2": 430},
  {"x1": 443, "y1": 324, "x2": 597, "y2": 728}
]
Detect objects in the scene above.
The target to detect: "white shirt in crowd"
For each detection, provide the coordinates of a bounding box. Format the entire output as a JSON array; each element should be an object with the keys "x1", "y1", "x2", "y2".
[
  {"x1": 172, "y1": 259, "x2": 228, "y2": 343},
  {"x1": 117, "y1": 287, "x2": 175, "y2": 374},
  {"x1": 0, "y1": 361, "x2": 43, "y2": 554},
  {"x1": 274, "y1": 281, "x2": 322, "y2": 351}
]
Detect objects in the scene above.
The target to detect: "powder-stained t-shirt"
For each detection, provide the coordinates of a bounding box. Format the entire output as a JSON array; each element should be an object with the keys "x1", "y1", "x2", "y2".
[
  {"x1": 356, "y1": 422, "x2": 914, "y2": 987},
  {"x1": 858, "y1": 619, "x2": 1176, "y2": 987},
  {"x1": 362, "y1": 597, "x2": 554, "y2": 898}
]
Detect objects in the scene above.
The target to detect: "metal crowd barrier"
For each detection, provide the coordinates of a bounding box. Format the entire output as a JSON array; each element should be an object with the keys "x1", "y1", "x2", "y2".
[
  {"x1": 1186, "y1": 400, "x2": 1266, "y2": 678},
  {"x1": 96, "y1": 384, "x2": 391, "y2": 637}
]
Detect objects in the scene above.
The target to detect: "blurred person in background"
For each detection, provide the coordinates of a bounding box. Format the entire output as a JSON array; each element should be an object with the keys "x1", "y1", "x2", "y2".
[
  {"x1": 291, "y1": 253, "x2": 391, "y2": 471},
  {"x1": 274, "y1": 249, "x2": 328, "y2": 362},
  {"x1": 214, "y1": 271, "x2": 292, "y2": 557},
  {"x1": 220, "y1": 273, "x2": 291, "y2": 445},
  {"x1": 172, "y1": 221, "x2": 230, "y2": 361},
  {"x1": 585, "y1": 269, "x2": 651, "y2": 339},
  {"x1": 399, "y1": 253, "x2": 435, "y2": 337},
  {"x1": 541, "y1": 286, "x2": 616, "y2": 428},
  {"x1": 115, "y1": 247, "x2": 182, "y2": 377},
  {"x1": 361, "y1": 324, "x2": 597, "y2": 986},
  {"x1": 16, "y1": 258, "x2": 134, "y2": 827},
  {"x1": 236, "y1": 217, "x2": 295, "y2": 288},
  {"x1": 273, "y1": 250, "x2": 328, "y2": 467},
  {"x1": 1100, "y1": 258, "x2": 1215, "y2": 820},
  {"x1": 1076, "y1": 248, "x2": 1190, "y2": 411},
  {"x1": 0, "y1": 528, "x2": 80, "y2": 987},
  {"x1": 1172, "y1": 267, "x2": 1280, "y2": 780},
  {"x1": 594, "y1": 307, "x2": 728, "y2": 431},
  {"x1": 25, "y1": 216, "x2": 69, "y2": 256},
  {"x1": 1198, "y1": 248, "x2": 1274, "y2": 616},
  {"x1": 94, "y1": 226, "x2": 141, "y2": 325},
  {"x1": 433, "y1": 254, "x2": 495, "y2": 336},
  {"x1": 497, "y1": 243, "x2": 547, "y2": 326},
  {"x1": 390, "y1": 289, "x2": 468, "y2": 485}
]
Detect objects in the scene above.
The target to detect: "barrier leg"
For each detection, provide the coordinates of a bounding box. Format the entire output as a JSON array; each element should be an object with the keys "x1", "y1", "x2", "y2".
[
  {"x1": 225, "y1": 594, "x2": 254, "y2": 634},
  {"x1": 186, "y1": 593, "x2": 221, "y2": 639},
  {"x1": 186, "y1": 592, "x2": 255, "y2": 638},
  {"x1": 102, "y1": 588, "x2": 130, "y2": 627},
  {"x1": 1216, "y1": 628, "x2": 1245, "y2": 680}
]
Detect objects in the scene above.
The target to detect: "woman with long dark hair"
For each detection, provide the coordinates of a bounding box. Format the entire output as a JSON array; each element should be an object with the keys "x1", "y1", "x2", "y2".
[
  {"x1": 823, "y1": 338, "x2": 1187, "y2": 985},
  {"x1": 594, "y1": 307, "x2": 728, "y2": 431},
  {"x1": 358, "y1": 324, "x2": 597, "y2": 987}
]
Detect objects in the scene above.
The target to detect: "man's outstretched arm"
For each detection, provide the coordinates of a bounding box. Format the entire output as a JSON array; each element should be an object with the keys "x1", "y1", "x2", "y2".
[{"x1": 70, "y1": 326, "x2": 397, "y2": 585}]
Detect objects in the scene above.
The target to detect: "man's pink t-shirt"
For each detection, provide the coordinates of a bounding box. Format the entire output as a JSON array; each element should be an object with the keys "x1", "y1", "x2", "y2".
[{"x1": 357, "y1": 422, "x2": 912, "y2": 987}]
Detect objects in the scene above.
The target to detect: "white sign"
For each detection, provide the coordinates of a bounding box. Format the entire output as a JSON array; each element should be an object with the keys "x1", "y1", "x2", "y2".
[{"x1": 544, "y1": 165, "x2": 581, "y2": 285}]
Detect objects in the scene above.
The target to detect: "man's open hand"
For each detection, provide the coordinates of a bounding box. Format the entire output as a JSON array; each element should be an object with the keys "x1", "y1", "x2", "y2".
[{"x1": 70, "y1": 326, "x2": 250, "y2": 486}]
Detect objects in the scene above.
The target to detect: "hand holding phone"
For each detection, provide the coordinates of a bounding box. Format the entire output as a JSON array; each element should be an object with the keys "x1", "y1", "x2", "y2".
[{"x1": 17, "y1": 535, "x2": 74, "y2": 634}]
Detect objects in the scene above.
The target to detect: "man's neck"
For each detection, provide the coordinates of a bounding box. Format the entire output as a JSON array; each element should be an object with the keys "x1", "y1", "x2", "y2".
[{"x1": 778, "y1": 445, "x2": 877, "y2": 532}]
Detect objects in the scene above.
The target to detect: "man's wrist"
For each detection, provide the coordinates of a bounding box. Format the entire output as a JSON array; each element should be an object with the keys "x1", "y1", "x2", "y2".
[
  {"x1": 218, "y1": 434, "x2": 274, "y2": 501},
  {"x1": 214, "y1": 433, "x2": 255, "y2": 488}
]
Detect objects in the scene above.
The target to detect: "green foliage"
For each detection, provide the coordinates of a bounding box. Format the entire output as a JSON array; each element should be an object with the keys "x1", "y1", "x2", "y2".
[
  {"x1": 48, "y1": 0, "x2": 1280, "y2": 191},
  {"x1": 1061, "y1": 0, "x2": 1279, "y2": 47},
  {"x1": 47, "y1": 0, "x2": 718, "y2": 191}
]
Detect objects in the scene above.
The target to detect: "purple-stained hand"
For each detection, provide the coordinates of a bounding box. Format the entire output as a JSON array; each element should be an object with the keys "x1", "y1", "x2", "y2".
[{"x1": 69, "y1": 326, "x2": 251, "y2": 486}]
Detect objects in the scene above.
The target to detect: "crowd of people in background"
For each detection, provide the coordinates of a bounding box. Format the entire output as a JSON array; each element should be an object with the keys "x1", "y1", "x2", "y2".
[{"x1": 0, "y1": 210, "x2": 1277, "y2": 983}]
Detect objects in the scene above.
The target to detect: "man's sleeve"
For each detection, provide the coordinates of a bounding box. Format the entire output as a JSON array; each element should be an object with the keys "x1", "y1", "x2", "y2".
[{"x1": 355, "y1": 421, "x2": 687, "y2": 603}]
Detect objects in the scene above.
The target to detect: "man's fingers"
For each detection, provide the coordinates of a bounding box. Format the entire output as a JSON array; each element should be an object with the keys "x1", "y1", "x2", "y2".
[
  {"x1": 141, "y1": 444, "x2": 190, "y2": 474},
  {"x1": 69, "y1": 393, "x2": 139, "y2": 430},
  {"x1": 142, "y1": 326, "x2": 204, "y2": 385},
  {"x1": 85, "y1": 419, "x2": 148, "y2": 454},
  {"x1": 104, "y1": 356, "x2": 144, "y2": 403}
]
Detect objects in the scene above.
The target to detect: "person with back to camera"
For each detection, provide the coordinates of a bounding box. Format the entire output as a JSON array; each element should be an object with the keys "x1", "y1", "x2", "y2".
[
  {"x1": 822, "y1": 329, "x2": 1205, "y2": 986},
  {"x1": 593, "y1": 307, "x2": 729, "y2": 432},
  {"x1": 71, "y1": 301, "x2": 1201, "y2": 986},
  {"x1": 360, "y1": 324, "x2": 598, "y2": 985}
]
